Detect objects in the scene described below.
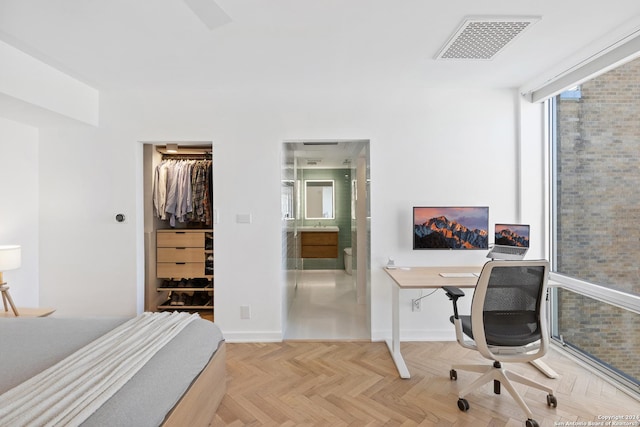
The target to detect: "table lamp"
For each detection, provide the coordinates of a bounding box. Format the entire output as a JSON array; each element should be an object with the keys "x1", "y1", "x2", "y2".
[{"x1": 0, "y1": 245, "x2": 21, "y2": 316}]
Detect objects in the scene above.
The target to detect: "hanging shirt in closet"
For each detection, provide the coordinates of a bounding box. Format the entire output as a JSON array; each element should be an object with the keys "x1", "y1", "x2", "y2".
[
  {"x1": 191, "y1": 160, "x2": 211, "y2": 225},
  {"x1": 153, "y1": 158, "x2": 212, "y2": 226},
  {"x1": 153, "y1": 160, "x2": 170, "y2": 220},
  {"x1": 175, "y1": 160, "x2": 194, "y2": 224}
]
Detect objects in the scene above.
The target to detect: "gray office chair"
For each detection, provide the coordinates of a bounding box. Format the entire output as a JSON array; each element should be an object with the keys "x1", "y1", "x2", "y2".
[{"x1": 443, "y1": 260, "x2": 557, "y2": 427}]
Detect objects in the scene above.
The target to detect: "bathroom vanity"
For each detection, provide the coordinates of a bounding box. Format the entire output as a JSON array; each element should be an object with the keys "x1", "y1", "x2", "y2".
[{"x1": 299, "y1": 227, "x2": 339, "y2": 258}]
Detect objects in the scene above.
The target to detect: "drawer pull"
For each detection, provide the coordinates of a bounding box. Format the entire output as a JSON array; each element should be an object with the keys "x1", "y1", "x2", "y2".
[
  {"x1": 176, "y1": 262, "x2": 186, "y2": 265},
  {"x1": 176, "y1": 247, "x2": 186, "y2": 250}
]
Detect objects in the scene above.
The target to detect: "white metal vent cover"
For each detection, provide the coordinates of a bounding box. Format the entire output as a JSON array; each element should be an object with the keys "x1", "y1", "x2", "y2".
[{"x1": 435, "y1": 16, "x2": 540, "y2": 60}]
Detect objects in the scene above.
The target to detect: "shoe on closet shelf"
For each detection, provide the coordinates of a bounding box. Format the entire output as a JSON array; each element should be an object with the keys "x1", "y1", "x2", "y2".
[
  {"x1": 183, "y1": 293, "x2": 194, "y2": 306},
  {"x1": 186, "y1": 278, "x2": 206, "y2": 288},
  {"x1": 170, "y1": 292, "x2": 183, "y2": 306},
  {"x1": 190, "y1": 293, "x2": 202, "y2": 306},
  {"x1": 197, "y1": 293, "x2": 210, "y2": 306}
]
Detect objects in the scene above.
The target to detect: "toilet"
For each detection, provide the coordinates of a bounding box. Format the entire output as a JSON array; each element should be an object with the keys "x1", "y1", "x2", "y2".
[{"x1": 344, "y1": 247, "x2": 352, "y2": 275}]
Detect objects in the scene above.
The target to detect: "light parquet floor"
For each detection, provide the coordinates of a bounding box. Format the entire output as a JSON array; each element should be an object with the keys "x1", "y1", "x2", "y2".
[{"x1": 211, "y1": 341, "x2": 640, "y2": 426}]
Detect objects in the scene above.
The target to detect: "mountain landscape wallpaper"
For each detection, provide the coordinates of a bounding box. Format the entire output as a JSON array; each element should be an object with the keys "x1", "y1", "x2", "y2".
[{"x1": 413, "y1": 207, "x2": 489, "y2": 249}]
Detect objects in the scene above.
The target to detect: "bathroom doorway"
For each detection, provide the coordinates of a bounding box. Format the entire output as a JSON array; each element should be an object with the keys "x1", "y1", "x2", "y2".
[{"x1": 281, "y1": 140, "x2": 370, "y2": 340}]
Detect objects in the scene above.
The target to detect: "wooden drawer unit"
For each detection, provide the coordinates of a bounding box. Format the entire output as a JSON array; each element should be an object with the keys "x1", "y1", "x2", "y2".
[
  {"x1": 300, "y1": 231, "x2": 338, "y2": 258},
  {"x1": 157, "y1": 231, "x2": 204, "y2": 248},
  {"x1": 157, "y1": 262, "x2": 207, "y2": 279},
  {"x1": 157, "y1": 247, "x2": 203, "y2": 263},
  {"x1": 157, "y1": 229, "x2": 212, "y2": 279},
  {"x1": 301, "y1": 245, "x2": 338, "y2": 258},
  {"x1": 301, "y1": 232, "x2": 338, "y2": 246}
]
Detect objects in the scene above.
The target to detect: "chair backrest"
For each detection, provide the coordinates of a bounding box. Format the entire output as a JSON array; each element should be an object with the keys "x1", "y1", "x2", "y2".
[{"x1": 471, "y1": 259, "x2": 550, "y2": 362}]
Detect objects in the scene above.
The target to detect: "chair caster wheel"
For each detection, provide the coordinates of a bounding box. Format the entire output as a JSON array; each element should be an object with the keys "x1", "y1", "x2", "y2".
[
  {"x1": 450, "y1": 369, "x2": 457, "y2": 380},
  {"x1": 457, "y1": 398, "x2": 469, "y2": 411},
  {"x1": 526, "y1": 419, "x2": 539, "y2": 427},
  {"x1": 547, "y1": 394, "x2": 557, "y2": 407}
]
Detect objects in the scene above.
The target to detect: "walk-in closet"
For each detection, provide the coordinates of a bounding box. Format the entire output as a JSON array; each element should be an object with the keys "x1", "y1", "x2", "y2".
[{"x1": 143, "y1": 143, "x2": 214, "y2": 321}]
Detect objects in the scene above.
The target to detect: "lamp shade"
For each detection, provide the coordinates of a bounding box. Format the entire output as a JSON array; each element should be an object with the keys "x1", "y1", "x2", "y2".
[{"x1": 0, "y1": 245, "x2": 21, "y2": 271}]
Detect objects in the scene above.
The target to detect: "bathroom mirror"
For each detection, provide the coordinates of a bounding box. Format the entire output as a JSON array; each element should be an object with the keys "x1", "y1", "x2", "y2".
[
  {"x1": 281, "y1": 180, "x2": 294, "y2": 219},
  {"x1": 305, "y1": 180, "x2": 334, "y2": 219}
]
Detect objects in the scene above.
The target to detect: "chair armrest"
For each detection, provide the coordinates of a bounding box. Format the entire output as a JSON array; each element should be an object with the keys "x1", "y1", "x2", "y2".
[
  {"x1": 442, "y1": 286, "x2": 465, "y2": 300},
  {"x1": 442, "y1": 286, "x2": 465, "y2": 319}
]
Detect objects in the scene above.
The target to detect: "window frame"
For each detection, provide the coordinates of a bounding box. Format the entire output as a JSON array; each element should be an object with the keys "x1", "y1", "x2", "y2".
[{"x1": 546, "y1": 95, "x2": 640, "y2": 396}]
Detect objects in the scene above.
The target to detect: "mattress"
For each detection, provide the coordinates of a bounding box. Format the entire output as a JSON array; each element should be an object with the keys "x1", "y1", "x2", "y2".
[{"x1": 0, "y1": 315, "x2": 224, "y2": 427}]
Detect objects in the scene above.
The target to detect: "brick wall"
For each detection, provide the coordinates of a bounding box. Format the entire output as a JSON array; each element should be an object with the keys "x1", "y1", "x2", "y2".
[{"x1": 556, "y1": 57, "x2": 640, "y2": 382}]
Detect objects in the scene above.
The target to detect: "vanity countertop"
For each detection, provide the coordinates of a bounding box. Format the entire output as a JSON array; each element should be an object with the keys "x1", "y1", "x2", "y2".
[{"x1": 297, "y1": 226, "x2": 339, "y2": 232}]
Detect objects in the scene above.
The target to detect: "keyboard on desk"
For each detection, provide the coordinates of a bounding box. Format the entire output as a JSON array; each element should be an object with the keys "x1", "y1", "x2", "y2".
[{"x1": 439, "y1": 272, "x2": 479, "y2": 278}]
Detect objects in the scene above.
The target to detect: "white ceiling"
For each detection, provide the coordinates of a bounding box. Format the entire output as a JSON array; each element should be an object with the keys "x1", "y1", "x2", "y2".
[{"x1": 2, "y1": 0, "x2": 640, "y2": 93}]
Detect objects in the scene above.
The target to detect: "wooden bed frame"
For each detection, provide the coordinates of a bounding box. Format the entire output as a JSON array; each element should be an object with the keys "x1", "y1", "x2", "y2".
[{"x1": 162, "y1": 341, "x2": 227, "y2": 426}]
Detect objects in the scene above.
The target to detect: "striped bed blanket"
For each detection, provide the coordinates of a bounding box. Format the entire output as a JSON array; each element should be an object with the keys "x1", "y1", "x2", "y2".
[{"x1": 0, "y1": 311, "x2": 198, "y2": 427}]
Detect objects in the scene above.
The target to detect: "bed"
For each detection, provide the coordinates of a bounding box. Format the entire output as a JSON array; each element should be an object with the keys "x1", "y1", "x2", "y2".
[{"x1": 0, "y1": 312, "x2": 226, "y2": 427}]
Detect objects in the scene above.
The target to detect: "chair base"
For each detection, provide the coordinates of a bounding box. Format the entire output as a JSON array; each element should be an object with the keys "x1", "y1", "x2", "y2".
[{"x1": 451, "y1": 362, "x2": 555, "y2": 420}]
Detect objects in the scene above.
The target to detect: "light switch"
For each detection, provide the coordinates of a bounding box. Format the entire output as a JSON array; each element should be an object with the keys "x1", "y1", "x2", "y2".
[{"x1": 236, "y1": 213, "x2": 252, "y2": 224}]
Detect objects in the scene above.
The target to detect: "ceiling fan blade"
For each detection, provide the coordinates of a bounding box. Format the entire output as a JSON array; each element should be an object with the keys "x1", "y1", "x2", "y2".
[{"x1": 183, "y1": 0, "x2": 231, "y2": 30}]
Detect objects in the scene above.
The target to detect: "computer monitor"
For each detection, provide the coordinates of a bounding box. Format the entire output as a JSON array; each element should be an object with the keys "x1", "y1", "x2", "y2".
[
  {"x1": 487, "y1": 223, "x2": 529, "y2": 260},
  {"x1": 413, "y1": 206, "x2": 489, "y2": 250},
  {"x1": 494, "y1": 223, "x2": 530, "y2": 247}
]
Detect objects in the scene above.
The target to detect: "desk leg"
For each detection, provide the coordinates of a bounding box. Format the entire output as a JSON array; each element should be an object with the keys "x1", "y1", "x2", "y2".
[{"x1": 386, "y1": 283, "x2": 411, "y2": 379}]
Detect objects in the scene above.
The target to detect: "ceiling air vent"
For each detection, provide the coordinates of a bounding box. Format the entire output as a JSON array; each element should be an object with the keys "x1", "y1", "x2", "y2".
[{"x1": 435, "y1": 16, "x2": 540, "y2": 60}]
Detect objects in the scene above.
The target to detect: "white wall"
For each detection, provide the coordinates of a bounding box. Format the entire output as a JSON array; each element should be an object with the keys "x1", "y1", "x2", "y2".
[
  {"x1": 0, "y1": 40, "x2": 99, "y2": 126},
  {"x1": 368, "y1": 87, "x2": 521, "y2": 341},
  {"x1": 0, "y1": 118, "x2": 39, "y2": 306},
  {"x1": 37, "y1": 122, "x2": 139, "y2": 317},
  {"x1": 30, "y1": 84, "x2": 532, "y2": 343}
]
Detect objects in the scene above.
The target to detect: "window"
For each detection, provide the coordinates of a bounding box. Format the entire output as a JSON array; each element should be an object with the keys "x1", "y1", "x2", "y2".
[
  {"x1": 552, "y1": 58, "x2": 640, "y2": 296},
  {"x1": 550, "y1": 56, "x2": 640, "y2": 392}
]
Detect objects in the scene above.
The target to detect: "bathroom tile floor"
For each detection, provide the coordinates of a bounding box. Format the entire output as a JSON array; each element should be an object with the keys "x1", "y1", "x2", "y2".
[{"x1": 285, "y1": 269, "x2": 369, "y2": 340}]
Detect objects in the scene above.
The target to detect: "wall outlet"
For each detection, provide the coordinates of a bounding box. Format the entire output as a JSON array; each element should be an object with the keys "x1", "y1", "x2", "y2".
[
  {"x1": 240, "y1": 305, "x2": 251, "y2": 319},
  {"x1": 411, "y1": 298, "x2": 421, "y2": 312}
]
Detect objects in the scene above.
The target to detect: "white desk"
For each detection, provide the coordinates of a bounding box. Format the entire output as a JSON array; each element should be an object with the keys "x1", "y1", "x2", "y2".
[{"x1": 383, "y1": 266, "x2": 558, "y2": 379}]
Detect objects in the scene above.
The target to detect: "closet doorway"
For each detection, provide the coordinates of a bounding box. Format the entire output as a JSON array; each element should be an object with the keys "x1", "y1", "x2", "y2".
[
  {"x1": 281, "y1": 140, "x2": 371, "y2": 340},
  {"x1": 142, "y1": 142, "x2": 214, "y2": 321}
]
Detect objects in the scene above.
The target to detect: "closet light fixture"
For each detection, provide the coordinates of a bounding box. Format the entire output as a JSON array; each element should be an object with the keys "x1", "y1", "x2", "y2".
[{"x1": 166, "y1": 144, "x2": 179, "y2": 153}]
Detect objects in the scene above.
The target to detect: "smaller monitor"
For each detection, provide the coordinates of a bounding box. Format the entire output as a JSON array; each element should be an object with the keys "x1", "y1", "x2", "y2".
[
  {"x1": 487, "y1": 223, "x2": 530, "y2": 260},
  {"x1": 494, "y1": 224, "x2": 530, "y2": 247}
]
